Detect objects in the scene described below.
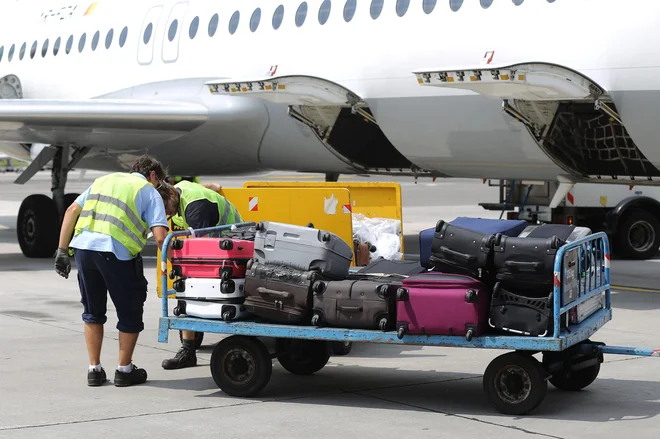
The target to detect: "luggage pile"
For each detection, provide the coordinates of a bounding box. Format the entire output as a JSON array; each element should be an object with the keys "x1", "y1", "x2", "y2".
[{"x1": 168, "y1": 217, "x2": 603, "y2": 340}]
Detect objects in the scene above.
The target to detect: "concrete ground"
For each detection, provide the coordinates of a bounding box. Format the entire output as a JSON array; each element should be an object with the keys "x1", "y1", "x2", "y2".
[{"x1": 0, "y1": 171, "x2": 659, "y2": 438}]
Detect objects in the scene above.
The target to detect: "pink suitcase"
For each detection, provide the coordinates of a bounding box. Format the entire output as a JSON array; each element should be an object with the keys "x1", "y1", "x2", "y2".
[
  {"x1": 170, "y1": 237, "x2": 254, "y2": 280},
  {"x1": 396, "y1": 272, "x2": 490, "y2": 341}
]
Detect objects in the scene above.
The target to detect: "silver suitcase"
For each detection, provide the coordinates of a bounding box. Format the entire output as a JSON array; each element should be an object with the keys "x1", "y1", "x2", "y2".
[
  {"x1": 253, "y1": 221, "x2": 353, "y2": 279},
  {"x1": 568, "y1": 292, "x2": 604, "y2": 325},
  {"x1": 174, "y1": 278, "x2": 245, "y2": 301}
]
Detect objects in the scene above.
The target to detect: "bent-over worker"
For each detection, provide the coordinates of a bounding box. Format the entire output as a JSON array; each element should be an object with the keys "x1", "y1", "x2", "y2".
[{"x1": 160, "y1": 179, "x2": 243, "y2": 370}]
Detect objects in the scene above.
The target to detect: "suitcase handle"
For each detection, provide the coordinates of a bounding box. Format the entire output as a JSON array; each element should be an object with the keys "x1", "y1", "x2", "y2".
[
  {"x1": 504, "y1": 260, "x2": 542, "y2": 270},
  {"x1": 338, "y1": 305, "x2": 363, "y2": 313},
  {"x1": 440, "y1": 246, "x2": 476, "y2": 262},
  {"x1": 256, "y1": 287, "x2": 292, "y2": 299}
]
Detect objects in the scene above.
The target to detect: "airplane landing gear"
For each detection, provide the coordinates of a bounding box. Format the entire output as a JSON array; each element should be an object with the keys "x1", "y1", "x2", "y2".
[{"x1": 16, "y1": 145, "x2": 87, "y2": 258}]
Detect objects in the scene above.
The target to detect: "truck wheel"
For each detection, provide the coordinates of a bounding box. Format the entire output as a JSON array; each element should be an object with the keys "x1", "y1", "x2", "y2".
[
  {"x1": 276, "y1": 339, "x2": 330, "y2": 375},
  {"x1": 210, "y1": 336, "x2": 272, "y2": 397},
  {"x1": 616, "y1": 210, "x2": 660, "y2": 259},
  {"x1": 331, "y1": 341, "x2": 353, "y2": 356}
]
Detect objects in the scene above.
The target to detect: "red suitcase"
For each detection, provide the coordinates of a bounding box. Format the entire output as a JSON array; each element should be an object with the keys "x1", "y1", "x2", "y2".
[
  {"x1": 170, "y1": 237, "x2": 254, "y2": 279},
  {"x1": 396, "y1": 272, "x2": 490, "y2": 341}
]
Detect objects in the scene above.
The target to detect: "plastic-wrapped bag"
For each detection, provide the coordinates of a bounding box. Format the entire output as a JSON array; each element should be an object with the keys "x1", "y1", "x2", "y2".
[{"x1": 352, "y1": 213, "x2": 402, "y2": 260}]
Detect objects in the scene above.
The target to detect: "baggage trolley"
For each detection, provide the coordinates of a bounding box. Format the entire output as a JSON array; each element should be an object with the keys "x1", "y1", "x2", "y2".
[{"x1": 158, "y1": 224, "x2": 659, "y2": 415}]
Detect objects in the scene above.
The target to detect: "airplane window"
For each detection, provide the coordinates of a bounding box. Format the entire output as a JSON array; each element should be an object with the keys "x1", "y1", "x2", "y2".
[
  {"x1": 318, "y1": 0, "x2": 331, "y2": 25},
  {"x1": 250, "y1": 8, "x2": 261, "y2": 32},
  {"x1": 119, "y1": 27, "x2": 128, "y2": 47},
  {"x1": 396, "y1": 0, "x2": 409, "y2": 17},
  {"x1": 106, "y1": 29, "x2": 114, "y2": 49},
  {"x1": 8, "y1": 44, "x2": 15, "y2": 62},
  {"x1": 168, "y1": 19, "x2": 178, "y2": 41},
  {"x1": 92, "y1": 31, "x2": 100, "y2": 51},
  {"x1": 344, "y1": 0, "x2": 356, "y2": 22},
  {"x1": 480, "y1": 0, "x2": 494, "y2": 8},
  {"x1": 422, "y1": 0, "x2": 437, "y2": 14},
  {"x1": 66, "y1": 36, "x2": 73, "y2": 54},
  {"x1": 370, "y1": 0, "x2": 383, "y2": 19},
  {"x1": 0, "y1": 46, "x2": 3, "y2": 63},
  {"x1": 79, "y1": 33, "x2": 87, "y2": 52},
  {"x1": 512, "y1": 0, "x2": 524, "y2": 5},
  {"x1": 41, "y1": 39, "x2": 49, "y2": 58},
  {"x1": 229, "y1": 11, "x2": 240, "y2": 35},
  {"x1": 296, "y1": 2, "x2": 308, "y2": 27},
  {"x1": 273, "y1": 5, "x2": 285, "y2": 30},
  {"x1": 189, "y1": 16, "x2": 199, "y2": 39},
  {"x1": 19, "y1": 42, "x2": 26, "y2": 60},
  {"x1": 209, "y1": 13, "x2": 219, "y2": 37},
  {"x1": 143, "y1": 23, "x2": 153, "y2": 44},
  {"x1": 449, "y1": 0, "x2": 463, "y2": 11},
  {"x1": 30, "y1": 41, "x2": 37, "y2": 59},
  {"x1": 53, "y1": 37, "x2": 61, "y2": 56}
]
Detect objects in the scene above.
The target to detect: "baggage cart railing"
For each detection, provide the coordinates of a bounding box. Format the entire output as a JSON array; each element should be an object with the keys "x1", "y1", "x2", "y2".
[
  {"x1": 160, "y1": 222, "x2": 256, "y2": 318},
  {"x1": 552, "y1": 231, "x2": 610, "y2": 338}
]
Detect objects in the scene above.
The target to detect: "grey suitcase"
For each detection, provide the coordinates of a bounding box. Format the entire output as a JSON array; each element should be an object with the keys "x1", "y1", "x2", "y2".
[{"x1": 254, "y1": 221, "x2": 353, "y2": 280}]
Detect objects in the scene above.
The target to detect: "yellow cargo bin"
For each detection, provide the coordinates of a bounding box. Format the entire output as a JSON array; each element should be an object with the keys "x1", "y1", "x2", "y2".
[
  {"x1": 157, "y1": 187, "x2": 354, "y2": 298},
  {"x1": 242, "y1": 181, "x2": 404, "y2": 254}
]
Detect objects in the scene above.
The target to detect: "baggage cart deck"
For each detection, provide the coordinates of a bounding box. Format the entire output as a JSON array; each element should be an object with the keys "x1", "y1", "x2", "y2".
[{"x1": 158, "y1": 224, "x2": 659, "y2": 416}]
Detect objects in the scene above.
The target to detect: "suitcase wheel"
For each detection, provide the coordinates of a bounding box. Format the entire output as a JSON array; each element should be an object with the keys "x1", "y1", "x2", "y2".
[
  {"x1": 377, "y1": 284, "x2": 389, "y2": 297},
  {"x1": 246, "y1": 258, "x2": 254, "y2": 270},
  {"x1": 171, "y1": 265, "x2": 182, "y2": 278},
  {"x1": 319, "y1": 231, "x2": 331, "y2": 242},
  {"x1": 465, "y1": 289, "x2": 478, "y2": 303},
  {"x1": 396, "y1": 288, "x2": 409, "y2": 301},
  {"x1": 220, "y1": 239, "x2": 234, "y2": 251},
  {"x1": 378, "y1": 317, "x2": 388, "y2": 331},
  {"x1": 396, "y1": 325, "x2": 406, "y2": 339},
  {"x1": 494, "y1": 233, "x2": 503, "y2": 247},
  {"x1": 312, "y1": 281, "x2": 326, "y2": 294},
  {"x1": 255, "y1": 221, "x2": 266, "y2": 231},
  {"x1": 173, "y1": 279, "x2": 185, "y2": 293},
  {"x1": 221, "y1": 279, "x2": 235, "y2": 294},
  {"x1": 173, "y1": 300, "x2": 186, "y2": 316},
  {"x1": 435, "y1": 219, "x2": 446, "y2": 233},
  {"x1": 171, "y1": 238, "x2": 184, "y2": 251},
  {"x1": 465, "y1": 328, "x2": 474, "y2": 342},
  {"x1": 220, "y1": 269, "x2": 232, "y2": 281},
  {"x1": 311, "y1": 313, "x2": 322, "y2": 326},
  {"x1": 307, "y1": 222, "x2": 314, "y2": 228}
]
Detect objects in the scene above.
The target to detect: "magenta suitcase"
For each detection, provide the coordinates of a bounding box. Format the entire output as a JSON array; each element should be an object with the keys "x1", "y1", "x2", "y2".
[
  {"x1": 396, "y1": 272, "x2": 490, "y2": 341},
  {"x1": 170, "y1": 237, "x2": 254, "y2": 280}
]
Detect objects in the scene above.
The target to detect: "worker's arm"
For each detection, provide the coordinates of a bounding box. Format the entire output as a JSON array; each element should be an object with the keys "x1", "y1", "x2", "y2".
[
  {"x1": 201, "y1": 182, "x2": 222, "y2": 192},
  {"x1": 58, "y1": 202, "x2": 82, "y2": 249},
  {"x1": 145, "y1": 186, "x2": 171, "y2": 258},
  {"x1": 151, "y1": 226, "x2": 172, "y2": 259}
]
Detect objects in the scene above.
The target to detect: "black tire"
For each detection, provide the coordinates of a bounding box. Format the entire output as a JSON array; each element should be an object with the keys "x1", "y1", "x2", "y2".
[
  {"x1": 276, "y1": 339, "x2": 330, "y2": 375},
  {"x1": 331, "y1": 341, "x2": 353, "y2": 356},
  {"x1": 483, "y1": 352, "x2": 548, "y2": 416},
  {"x1": 542, "y1": 352, "x2": 601, "y2": 391},
  {"x1": 17, "y1": 194, "x2": 59, "y2": 258},
  {"x1": 616, "y1": 210, "x2": 660, "y2": 260},
  {"x1": 210, "y1": 336, "x2": 272, "y2": 397},
  {"x1": 179, "y1": 330, "x2": 204, "y2": 350}
]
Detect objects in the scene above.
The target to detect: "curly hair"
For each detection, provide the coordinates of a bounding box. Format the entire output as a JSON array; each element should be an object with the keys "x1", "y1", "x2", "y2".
[
  {"x1": 156, "y1": 181, "x2": 174, "y2": 206},
  {"x1": 130, "y1": 155, "x2": 168, "y2": 181}
]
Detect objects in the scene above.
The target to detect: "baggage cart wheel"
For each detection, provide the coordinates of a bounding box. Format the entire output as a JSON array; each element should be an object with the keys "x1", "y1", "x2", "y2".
[
  {"x1": 276, "y1": 339, "x2": 330, "y2": 375},
  {"x1": 483, "y1": 352, "x2": 548, "y2": 416},
  {"x1": 331, "y1": 341, "x2": 353, "y2": 356},
  {"x1": 179, "y1": 330, "x2": 204, "y2": 350},
  {"x1": 210, "y1": 335, "x2": 272, "y2": 397},
  {"x1": 542, "y1": 351, "x2": 601, "y2": 391}
]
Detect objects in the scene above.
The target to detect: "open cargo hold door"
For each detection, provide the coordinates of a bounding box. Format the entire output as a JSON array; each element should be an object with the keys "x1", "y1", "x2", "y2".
[
  {"x1": 205, "y1": 75, "x2": 423, "y2": 176},
  {"x1": 413, "y1": 62, "x2": 660, "y2": 183}
]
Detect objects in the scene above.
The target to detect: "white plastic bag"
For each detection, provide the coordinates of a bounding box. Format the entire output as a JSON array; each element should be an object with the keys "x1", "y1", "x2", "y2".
[{"x1": 352, "y1": 213, "x2": 402, "y2": 260}]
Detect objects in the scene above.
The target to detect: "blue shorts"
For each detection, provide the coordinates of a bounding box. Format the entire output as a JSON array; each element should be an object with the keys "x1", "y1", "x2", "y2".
[{"x1": 74, "y1": 249, "x2": 148, "y2": 333}]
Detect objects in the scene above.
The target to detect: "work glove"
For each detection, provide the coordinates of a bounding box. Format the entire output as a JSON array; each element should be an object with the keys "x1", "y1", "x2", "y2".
[{"x1": 55, "y1": 248, "x2": 71, "y2": 279}]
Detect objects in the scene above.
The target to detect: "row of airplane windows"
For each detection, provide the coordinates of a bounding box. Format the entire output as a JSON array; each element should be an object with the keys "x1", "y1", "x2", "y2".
[{"x1": 0, "y1": 0, "x2": 558, "y2": 63}]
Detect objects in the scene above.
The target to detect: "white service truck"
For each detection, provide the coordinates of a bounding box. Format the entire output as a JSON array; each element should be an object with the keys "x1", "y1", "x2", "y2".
[{"x1": 479, "y1": 179, "x2": 660, "y2": 260}]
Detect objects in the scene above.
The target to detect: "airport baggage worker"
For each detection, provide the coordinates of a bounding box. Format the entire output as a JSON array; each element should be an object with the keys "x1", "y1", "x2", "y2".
[
  {"x1": 159, "y1": 179, "x2": 243, "y2": 370},
  {"x1": 54, "y1": 155, "x2": 172, "y2": 387}
]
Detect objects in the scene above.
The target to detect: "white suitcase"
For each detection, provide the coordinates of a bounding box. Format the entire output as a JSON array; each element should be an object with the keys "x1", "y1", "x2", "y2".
[
  {"x1": 174, "y1": 278, "x2": 244, "y2": 300},
  {"x1": 253, "y1": 221, "x2": 353, "y2": 279},
  {"x1": 183, "y1": 300, "x2": 252, "y2": 321}
]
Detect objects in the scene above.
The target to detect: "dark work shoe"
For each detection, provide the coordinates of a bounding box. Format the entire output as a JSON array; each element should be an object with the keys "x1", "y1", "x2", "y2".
[
  {"x1": 114, "y1": 364, "x2": 148, "y2": 387},
  {"x1": 161, "y1": 346, "x2": 197, "y2": 370},
  {"x1": 87, "y1": 368, "x2": 107, "y2": 387}
]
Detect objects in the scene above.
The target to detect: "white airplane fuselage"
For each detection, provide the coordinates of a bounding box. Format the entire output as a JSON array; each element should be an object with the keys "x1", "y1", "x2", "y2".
[{"x1": 1, "y1": 0, "x2": 660, "y2": 182}]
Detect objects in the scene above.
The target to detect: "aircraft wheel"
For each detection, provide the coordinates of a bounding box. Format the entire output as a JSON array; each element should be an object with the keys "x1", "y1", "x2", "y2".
[{"x1": 17, "y1": 194, "x2": 59, "y2": 258}]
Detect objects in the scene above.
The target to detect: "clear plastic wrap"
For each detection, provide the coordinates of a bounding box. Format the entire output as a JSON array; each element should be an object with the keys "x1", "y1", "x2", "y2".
[{"x1": 352, "y1": 213, "x2": 403, "y2": 260}]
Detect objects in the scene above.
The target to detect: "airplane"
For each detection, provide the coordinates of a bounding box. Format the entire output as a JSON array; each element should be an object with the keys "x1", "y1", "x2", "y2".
[{"x1": 0, "y1": 0, "x2": 659, "y2": 259}]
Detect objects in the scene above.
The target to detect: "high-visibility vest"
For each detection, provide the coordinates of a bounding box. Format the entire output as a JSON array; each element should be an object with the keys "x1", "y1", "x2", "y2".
[
  {"x1": 173, "y1": 176, "x2": 200, "y2": 184},
  {"x1": 74, "y1": 172, "x2": 151, "y2": 258},
  {"x1": 171, "y1": 180, "x2": 242, "y2": 229}
]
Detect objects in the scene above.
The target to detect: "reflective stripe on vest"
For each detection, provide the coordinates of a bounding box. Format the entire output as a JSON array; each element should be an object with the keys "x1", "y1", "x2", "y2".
[{"x1": 74, "y1": 172, "x2": 150, "y2": 257}]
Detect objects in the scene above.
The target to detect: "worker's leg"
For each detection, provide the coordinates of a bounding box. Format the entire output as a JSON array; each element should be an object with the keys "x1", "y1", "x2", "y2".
[
  {"x1": 74, "y1": 249, "x2": 109, "y2": 387},
  {"x1": 99, "y1": 252, "x2": 148, "y2": 387},
  {"x1": 162, "y1": 329, "x2": 197, "y2": 370}
]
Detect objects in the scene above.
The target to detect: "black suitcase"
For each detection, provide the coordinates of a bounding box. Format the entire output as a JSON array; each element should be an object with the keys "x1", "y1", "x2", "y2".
[
  {"x1": 429, "y1": 220, "x2": 496, "y2": 279},
  {"x1": 488, "y1": 282, "x2": 554, "y2": 337},
  {"x1": 492, "y1": 234, "x2": 564, "y2": 290},
  {"x1": 357, "y1": 258, "x2": 427, "y2": 276},
  {"x1": 243, "y1": 260, "x2": 323, "y2": 324},
  {"x1": 310, "y1": 274, "x2": 402, "y2": 330}
]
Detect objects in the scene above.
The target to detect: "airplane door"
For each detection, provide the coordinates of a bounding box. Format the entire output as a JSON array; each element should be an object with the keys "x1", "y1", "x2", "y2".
[
  {"x1": 138, "y1": 5, "x2": 163, "y2": 65},
  {"x1": 162, "y1": 1, "x2": 189, "y2": 63}
]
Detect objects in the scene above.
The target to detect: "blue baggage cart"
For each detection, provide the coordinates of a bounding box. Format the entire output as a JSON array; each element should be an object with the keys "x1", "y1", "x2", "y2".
[{"x1": 158, "y1": 223, "x2": 659, "y2": 416}]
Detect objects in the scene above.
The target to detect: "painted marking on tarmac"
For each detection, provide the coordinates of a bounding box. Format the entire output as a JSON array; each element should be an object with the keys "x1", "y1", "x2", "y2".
[
  {"x1": 612, "y1": 285, "x2": 660, "y2": 293},
  {"x1": 0, "y1": 225, "x2": 8, "y2": 230}
]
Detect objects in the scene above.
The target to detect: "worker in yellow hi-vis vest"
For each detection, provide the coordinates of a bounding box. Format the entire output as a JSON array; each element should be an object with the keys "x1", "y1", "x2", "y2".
[{"x1": 158, "y1": 179, "x2": 243, "y2": 370}]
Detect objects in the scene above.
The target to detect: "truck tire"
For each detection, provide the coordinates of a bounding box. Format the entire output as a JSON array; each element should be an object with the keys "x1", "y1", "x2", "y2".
[{"x1": 616, "y1": 210, "x2": 660, "y2": 260}]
